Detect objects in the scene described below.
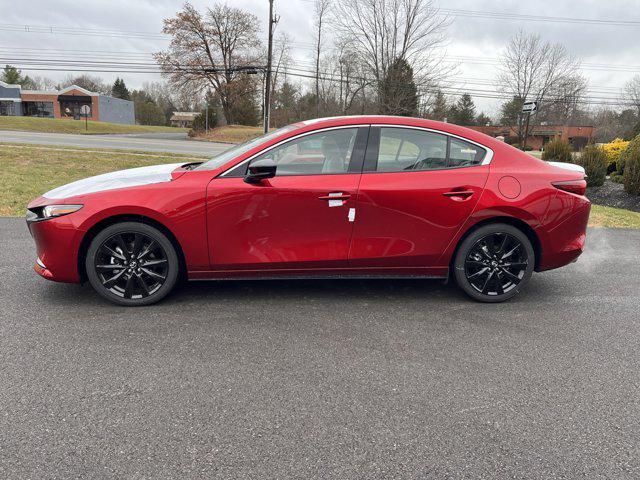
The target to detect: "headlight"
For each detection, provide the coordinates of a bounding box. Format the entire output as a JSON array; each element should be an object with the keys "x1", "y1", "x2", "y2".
[
  {"x1": 26, "y1": 204, "x2": 83, "y2": 223},
  {"x1": 41, "y1": 204, "x2": 83, "y2": 219}
]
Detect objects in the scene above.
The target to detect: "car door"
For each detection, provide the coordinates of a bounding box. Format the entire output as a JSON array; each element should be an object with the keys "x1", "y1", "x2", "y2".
[
  {"x1": 349, "y1": 126, "x2": 490, "y2": 268},
  {"x1": 205, "y1": 126, "x2": 368, "y2": 271}
]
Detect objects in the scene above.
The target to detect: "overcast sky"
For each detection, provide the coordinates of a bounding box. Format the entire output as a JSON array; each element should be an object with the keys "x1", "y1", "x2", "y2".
[{"x1": 0, "y1": 0, "x2": 637, "y2": 117}]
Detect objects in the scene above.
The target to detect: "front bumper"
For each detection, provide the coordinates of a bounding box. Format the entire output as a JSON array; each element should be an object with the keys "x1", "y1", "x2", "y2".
[{"x1": 27, "y1": 211, "x2": 85, "y2": 283}]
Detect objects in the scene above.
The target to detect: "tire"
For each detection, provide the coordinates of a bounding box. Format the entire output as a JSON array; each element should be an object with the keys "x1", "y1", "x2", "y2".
[
  {"x1": 85, "y1": 222, "x2": 179, "y2": 306},
  {"x1": 453, "y1": 223, "x2": 535, "y2": 303}
]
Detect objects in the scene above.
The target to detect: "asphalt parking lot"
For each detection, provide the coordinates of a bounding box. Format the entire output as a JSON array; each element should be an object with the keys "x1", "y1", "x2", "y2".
[{"x1": 1, "y1": 217, "x2": 639, "y2": 479}]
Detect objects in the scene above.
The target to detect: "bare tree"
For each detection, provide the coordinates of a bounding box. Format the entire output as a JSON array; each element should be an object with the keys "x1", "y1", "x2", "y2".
[
  {"x1": 497, "y1": 30, "x2": 584, "y2": 143},
  {"x1": 623, "y1": 75, "x2": 640, "y2": 117},
  {"x1": 61, "y1": 74, "x2": 111, "y2": 94},
  {"x1": 313, "y1": 0, "x2": 331, "y2": 117},
  {"x1": 331, "y1": 0, "x2": 452, "y2": 107},
  {"x1": 270, "y1": 32, "x2": 293, "y2": 114},
  {"x1": 154, "y1": 2, "x2": 261, "y2": 124},
  {"x1": 539, "y1": 74, "x2": 588, "y2": 125}
]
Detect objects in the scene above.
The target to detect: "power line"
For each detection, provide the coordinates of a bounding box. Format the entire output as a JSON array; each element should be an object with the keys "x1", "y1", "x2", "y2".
[
  {"x1": 7, "y1": 62, "x2": 636, "y2": 108},
  {"x1": 440, "y1": 8, "x2": 640, "y2": 27}
]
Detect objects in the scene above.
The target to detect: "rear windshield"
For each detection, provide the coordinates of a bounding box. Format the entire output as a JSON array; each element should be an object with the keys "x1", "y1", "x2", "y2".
[{"x1": 195, "y1": 125, "x2": 298, "y2": 171}]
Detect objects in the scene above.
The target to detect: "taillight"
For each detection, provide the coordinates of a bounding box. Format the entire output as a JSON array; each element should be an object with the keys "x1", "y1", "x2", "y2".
[{"x1": 552, "y1": 179, "x2": 587, "y2": 196}]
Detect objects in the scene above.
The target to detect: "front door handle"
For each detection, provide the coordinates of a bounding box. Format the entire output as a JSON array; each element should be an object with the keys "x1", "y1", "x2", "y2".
[
  {"x1": 318, "y1": 192, "x2": 350, "y2": 207},
  {"x1": 318, "y1": 193, "x2": 351, "y2": 201},
  {"x1": 443, "y1": 190, "x2": 474, "y2": 201}
]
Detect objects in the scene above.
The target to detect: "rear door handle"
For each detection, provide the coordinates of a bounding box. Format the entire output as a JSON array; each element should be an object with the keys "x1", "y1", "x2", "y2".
[{"x1": 443, "y1": 190, "x2": 474, "y2": 200}]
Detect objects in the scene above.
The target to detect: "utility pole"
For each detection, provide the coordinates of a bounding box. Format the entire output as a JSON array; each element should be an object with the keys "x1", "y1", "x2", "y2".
[{"x1": 264, "y1": 0, "x2": 276, "y2": 134}]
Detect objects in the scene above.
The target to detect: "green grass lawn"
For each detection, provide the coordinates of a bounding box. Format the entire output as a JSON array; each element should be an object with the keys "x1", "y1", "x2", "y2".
[
  {"x1": 589, "y1": 204, "x2": 640, "y2": 229},
  {"x1": 0, "y1": 116, "x2": 187, "y2": 135},
  {"x1": 2, "y1": 142, "x2": 640, "y2": 229},
  {"x1": 0, "y1": 143, "x2": 205, "y2": 216}
]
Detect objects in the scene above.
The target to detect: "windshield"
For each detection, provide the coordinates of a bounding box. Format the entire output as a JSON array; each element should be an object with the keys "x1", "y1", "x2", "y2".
[{"x1": 195, "y1": 125, "x2": 299, "y2": 171}]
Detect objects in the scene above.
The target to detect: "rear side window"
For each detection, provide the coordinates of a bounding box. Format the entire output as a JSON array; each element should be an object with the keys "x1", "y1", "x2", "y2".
[
  {"x1": 449, "y1": 138, "x2": 485, "y2": 167},
  {"x1": 376, "y1": 128, "x2": 447, "y2": 172},
  {"x1": 372, "y1": 127, "x2": 486, "y2": 172}
]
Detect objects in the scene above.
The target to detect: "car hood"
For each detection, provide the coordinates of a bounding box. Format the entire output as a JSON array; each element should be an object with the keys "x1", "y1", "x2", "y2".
[{"x1": 43, "y1": 163, "x2": 184, "y2": 200}]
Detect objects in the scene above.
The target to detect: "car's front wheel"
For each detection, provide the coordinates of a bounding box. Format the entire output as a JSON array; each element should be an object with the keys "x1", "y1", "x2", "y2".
[
  {"x1": 85, "y1": 222, "x2": 179, "y2": 306},
  {"x1": 454, "y1": 223, "x2": 534, "y2": 303}
]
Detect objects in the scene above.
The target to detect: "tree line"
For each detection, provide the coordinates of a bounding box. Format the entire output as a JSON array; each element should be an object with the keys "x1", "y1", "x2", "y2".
[{"x1": 3, "y1": 0, "x2": 640, "y2": 142}]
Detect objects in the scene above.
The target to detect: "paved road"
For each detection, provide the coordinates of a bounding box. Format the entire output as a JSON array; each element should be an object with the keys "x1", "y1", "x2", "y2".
[
  {"x1": 1, "y1": 218, "x2": 639, "y2": 479},
  {"x1": 0, "y1": 130, "x2": 230, "y2": 156}
]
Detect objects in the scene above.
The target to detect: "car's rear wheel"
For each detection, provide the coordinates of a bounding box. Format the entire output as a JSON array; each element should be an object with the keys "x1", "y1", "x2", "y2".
[
  {"x1": 85, "y1": 222, "x2": 179, "y2": 306},
  {"x1": 454, "y1": 223, "x2": 534, "y2": 303}
]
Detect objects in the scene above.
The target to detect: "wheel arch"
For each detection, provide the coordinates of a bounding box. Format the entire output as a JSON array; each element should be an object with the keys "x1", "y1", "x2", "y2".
[
  {"x1": 450, "y1": 216, "x2": 542, "y2": 271},
  {"x1": 77, "y1": 214, "x2": 187, "y2": 283}
]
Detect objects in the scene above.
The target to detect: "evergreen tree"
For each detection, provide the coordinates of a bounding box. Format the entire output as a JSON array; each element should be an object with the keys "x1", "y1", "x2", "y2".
[
  {"x1": 450, "y1": 94, "x2": 476, "y2": 126},
  {"x1": 111, "y1": 78, "x2": 131, "y2": 100},
  {"x1": 379, "y1": 57, "x2": 418, "y2": 116},
  {"x1": 131, "y1": 90, "x2": 166, "y2": 125},
  {"x1": 428, "y1": 90, "x2": 449, "y2": 121},
  {"x1": 500, "y1": 96, "x2": 525, "y2": 125},
  {"x1": 475, "y1": 112, "x2": 492, "y2": 126},
  {"x1": 2, "y1": 65, "x2": 22, "y2": 85}
]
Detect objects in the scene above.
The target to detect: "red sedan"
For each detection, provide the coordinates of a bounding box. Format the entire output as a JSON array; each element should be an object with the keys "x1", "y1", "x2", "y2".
[{"x1": 26, "y1": 116, "x2": 590, "y2": 306}]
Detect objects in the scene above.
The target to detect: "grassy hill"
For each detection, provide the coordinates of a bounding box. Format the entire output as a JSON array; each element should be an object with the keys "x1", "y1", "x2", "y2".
[
  {"x1": 0, "y1": 116, "x2": 187, "y2": 135},
  {"x1": 192, "y1": 125, "x2": 264, "y2": 143}
]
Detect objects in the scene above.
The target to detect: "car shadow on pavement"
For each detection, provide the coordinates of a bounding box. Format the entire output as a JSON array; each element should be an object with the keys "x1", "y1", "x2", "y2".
[{"x1": 33, "y1": 272, "x2": 562, "y2": 310}]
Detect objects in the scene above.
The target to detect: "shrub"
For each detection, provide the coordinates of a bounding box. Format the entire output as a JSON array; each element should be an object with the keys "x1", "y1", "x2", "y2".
[
  {"x1": 576, "y1": 145, "x2": 606, "y2": 187},
  {"x1": 601, "y1": 138, "x2": 629, "y2": 172},
  {"x1": 541, "y1": 138, "x2": 573, "y2": 163},
  {"x1": 622, "y1": 135, "x2": 640, "y2": 195},
  {"x1": 610, "y1": 172, "x2": 624, "y2": 184},
  {"x1": 626, "y1": 121, "x2": 640, "y2": 141},
  {"x1": 191, "y1": 106, "x2": 218, "y2": 133}
]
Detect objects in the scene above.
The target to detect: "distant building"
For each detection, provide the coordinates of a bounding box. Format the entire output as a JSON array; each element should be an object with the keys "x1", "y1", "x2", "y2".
[
  {"x1": 469, "y1": 124, "x2": 595, "y2": 150},
  {"x1": 170, "y1": 112, "x2": 199, "y2": 128},
  {"x1": 0, "y1": 81, "x2": 134, "y2": 125}
]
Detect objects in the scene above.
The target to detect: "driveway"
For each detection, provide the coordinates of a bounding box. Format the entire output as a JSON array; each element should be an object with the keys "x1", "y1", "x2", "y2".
[
  {"x1": 0, "y1": 130, "x2": 230, "y2": 156},
  {"x1": 1, "y1": 218, "x2": 639, "y2": 479}
]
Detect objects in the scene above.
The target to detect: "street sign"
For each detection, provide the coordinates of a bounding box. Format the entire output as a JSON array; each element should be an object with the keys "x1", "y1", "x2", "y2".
[
  {"x1": 522, "y1": 101, "x2": 538, "y2": 113},
  {"x1": 80, "y1": 104, "x2": 91, "y2": 132}
]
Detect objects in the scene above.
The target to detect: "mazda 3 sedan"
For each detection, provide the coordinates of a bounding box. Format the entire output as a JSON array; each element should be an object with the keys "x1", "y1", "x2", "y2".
[{"x1": 26, "y1": 116, "x2": 590, "y2": 306}]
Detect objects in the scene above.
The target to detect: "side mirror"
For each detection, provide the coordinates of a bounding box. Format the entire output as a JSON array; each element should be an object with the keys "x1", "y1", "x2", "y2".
[{"x1": 244, "y1": 158, "x2": 277, "y2": 184}]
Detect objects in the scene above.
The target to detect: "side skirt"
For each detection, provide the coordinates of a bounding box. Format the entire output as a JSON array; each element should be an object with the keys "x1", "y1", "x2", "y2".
[{"x1": 188, "y1": 267, "x2": 449, "y2": 281}]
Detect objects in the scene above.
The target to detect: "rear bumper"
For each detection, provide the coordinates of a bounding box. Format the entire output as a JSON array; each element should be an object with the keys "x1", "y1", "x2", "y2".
[
  {"x1": 537, "y1": 200, "x2": 590, "y2": 272},
  {"x1": 27, "y1": 213, "x2": 85, "y2": 283}
]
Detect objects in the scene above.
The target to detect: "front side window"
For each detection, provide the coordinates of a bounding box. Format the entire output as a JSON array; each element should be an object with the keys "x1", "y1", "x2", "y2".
[
  {"x1": 196, "y1": 125, "x2": 297, "y2": 171},
  {"x1": 249, "y1": 128, "x2": 359, "y2": 176},
  {"x1": 376, "y1": 128, "x2": 447, "y2": 172}
]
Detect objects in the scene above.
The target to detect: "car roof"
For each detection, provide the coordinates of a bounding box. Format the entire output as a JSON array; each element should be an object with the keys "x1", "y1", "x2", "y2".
[{"x1": 291, "y1": 115, "x2": 505, "y2": 150}]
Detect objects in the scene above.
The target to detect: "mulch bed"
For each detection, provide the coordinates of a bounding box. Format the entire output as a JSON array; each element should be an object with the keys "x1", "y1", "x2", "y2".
[{"x1": 587, "y1": 180, "x2": 640, "y2": 212}]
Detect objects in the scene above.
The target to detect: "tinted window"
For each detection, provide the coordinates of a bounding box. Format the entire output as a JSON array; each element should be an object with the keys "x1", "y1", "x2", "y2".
[
  {"x1": 449, "y1": 138, "x2": 485, "y2": 167},
  {"x1": 376, "y1": 128, "x2": 447, "y2": 172},
  {"x1": 250, "y1": 128, "x2": 358, "y2": 176}
]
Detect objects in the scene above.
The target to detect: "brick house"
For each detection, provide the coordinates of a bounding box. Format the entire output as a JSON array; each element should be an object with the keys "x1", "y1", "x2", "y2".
[{"x1": 469, "y1": 124, "x2": 595, "y2": 150}]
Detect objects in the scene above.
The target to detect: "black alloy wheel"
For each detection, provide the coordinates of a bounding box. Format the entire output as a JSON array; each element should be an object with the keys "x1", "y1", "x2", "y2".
[
  {"x1": 86, "y1": 222, "x2": 179, "y2": 306},
  {"x1": 454, "y1": 223, "x2": 534, "y2": 303}
]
